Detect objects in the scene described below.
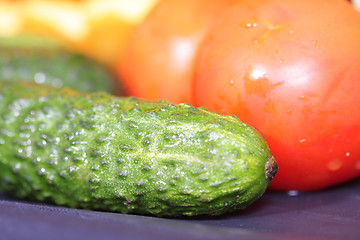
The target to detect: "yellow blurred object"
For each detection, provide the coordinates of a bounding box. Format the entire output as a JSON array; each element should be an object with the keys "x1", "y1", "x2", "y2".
[
  {"x1": 0, "y1": 1, "x2": 23, "y2": 36},
  {"x1": 21, "y1": 1, "x2": 88, "y2": 41},
  {"x1": 0, "y1": 0, "x2": 160, "y2": 68}
]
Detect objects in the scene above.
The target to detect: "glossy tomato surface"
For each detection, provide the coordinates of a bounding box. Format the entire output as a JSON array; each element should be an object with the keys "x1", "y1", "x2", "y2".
[
  {"x1": 119, "y1": 0, "x2": 237, "y2": 104},
  {"x1": 194, "y1": 0, "x2": 360, "y2": 191}
]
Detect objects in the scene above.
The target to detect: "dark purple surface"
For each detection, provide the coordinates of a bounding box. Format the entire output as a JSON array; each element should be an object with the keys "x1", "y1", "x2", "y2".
[{"x1": 1, "y1": 178, "x2": 359, "y2": 240}]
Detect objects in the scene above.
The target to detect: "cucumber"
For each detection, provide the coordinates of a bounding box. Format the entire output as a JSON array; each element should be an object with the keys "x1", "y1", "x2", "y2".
[
  {"x1": 0, "y1": 35, "x2": 120, "y2": 94},
  {"x1": 0, "y1": 81, "x2": 277, "y2": 217}
]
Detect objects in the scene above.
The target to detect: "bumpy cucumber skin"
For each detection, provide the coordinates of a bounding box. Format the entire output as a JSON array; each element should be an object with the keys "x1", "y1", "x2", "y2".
[
  {"x1": 0, "y1": 36, "x2": 118, "y2": 94},
  {"x1": 0, "y1": 82, "x2": 276, "y2": 217}
]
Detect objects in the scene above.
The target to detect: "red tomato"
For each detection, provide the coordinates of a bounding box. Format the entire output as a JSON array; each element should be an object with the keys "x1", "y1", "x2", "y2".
[
  {"x1": 118, "y1": 0, "x2": 360, "y2": 191},
  {"x1": 194, "y1": 0, "x2": 360, "y2": 191},
  {"x1": 119, "y1": 0, "x2": 237, "y2": 104}
]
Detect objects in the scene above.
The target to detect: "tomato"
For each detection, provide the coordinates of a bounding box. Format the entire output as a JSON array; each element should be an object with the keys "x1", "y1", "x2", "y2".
[
  {"x1": 118, "y1": 0, "x2": 360, "y2": 191},
  {"x1": 194, "y1": 0, "x2": 360, "y2": 191},
  {"x1": 119, "y1": 0, "x2": 237, "y2": 104}
]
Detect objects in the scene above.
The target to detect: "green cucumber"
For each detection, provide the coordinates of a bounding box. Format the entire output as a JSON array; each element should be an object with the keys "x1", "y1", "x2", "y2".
[
  {"x1": 0, "y1": 81, "x2": 277, "y2": 217},
  {"x1": 0, "y1": 35, "x2": 119, "y2": 94}
]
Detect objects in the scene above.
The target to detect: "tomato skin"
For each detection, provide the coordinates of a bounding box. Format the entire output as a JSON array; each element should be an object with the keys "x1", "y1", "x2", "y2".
[
  {"x1": 118, "y1": 0, "x2": 237, "y2": 104},
  {"x1": 194, "y1": 0, "x2": 360, "y2": 191}
]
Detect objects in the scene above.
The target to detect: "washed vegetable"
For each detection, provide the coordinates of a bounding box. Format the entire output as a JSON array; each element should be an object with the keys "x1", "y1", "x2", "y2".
[
  {"x1": 0, "y1": 81, "x2": 277, "y2": 217},
  {"x1": 118, "y1": 0, "x2": 360, "y2": 191}
]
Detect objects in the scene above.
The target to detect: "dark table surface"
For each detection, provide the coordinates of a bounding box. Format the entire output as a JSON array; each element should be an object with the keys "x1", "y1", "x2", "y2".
[{"x1": 1, "y1": 177, "x2": 359, "y2": 240}]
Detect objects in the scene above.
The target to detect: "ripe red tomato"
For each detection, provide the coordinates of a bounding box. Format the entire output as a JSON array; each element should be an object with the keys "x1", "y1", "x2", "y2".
[
  {"x1": 118, "y1": 0, "x2": 360, "y2": 191},
  {"x1": 119, "y1": 0, "x2": 237, "y2": 104},
  {"x1": 194, "y1": 0, "x2": 360, "y2": 191}
]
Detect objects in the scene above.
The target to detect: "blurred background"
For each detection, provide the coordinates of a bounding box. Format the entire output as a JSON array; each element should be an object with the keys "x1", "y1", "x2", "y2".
[
  {"x1": 0, "y1": 0, "x2": 359, "y2": 94},
  {"x1": 0, "y1": 0, "x2": 160, "y2": 69},
  {"x1": 0, "y1": 0, "x2": 359, "y2": 69}
]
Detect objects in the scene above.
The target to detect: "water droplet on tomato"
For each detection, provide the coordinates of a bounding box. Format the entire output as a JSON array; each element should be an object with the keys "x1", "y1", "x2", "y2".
[
  {"x1": 345, "y1": 152, "x2": 350, "y2": 157},
  {"x1": 328, "y1": 159, "x2": 342, "y2": 171},
  {"x1": 298, "y1": 95, "x2": 308, "y2": 101},
  {"x1": 229, "y1": 79, "x2": 234, "y2": 86},
  {"x1": 299, "y1": 138, "x2": 307, "y2": 143},
  {"x1": 245, "y1": 22, "x2": 258, "y2": 28},
  {"x1": 312, "y1": 40, "x2": 320, "y2": 49},
  {"x1": 241, "y1": 16, "x2": 258, "y2": 28}
]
